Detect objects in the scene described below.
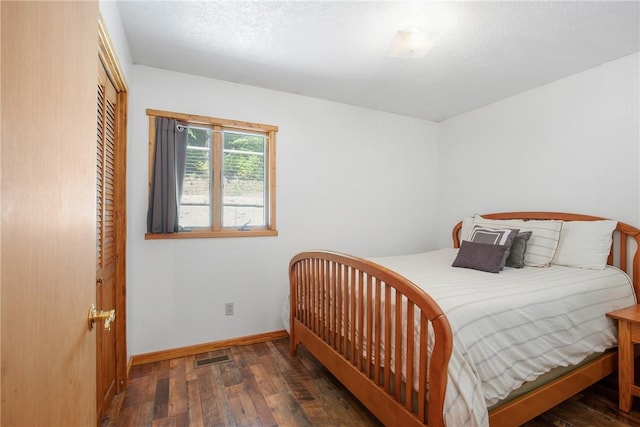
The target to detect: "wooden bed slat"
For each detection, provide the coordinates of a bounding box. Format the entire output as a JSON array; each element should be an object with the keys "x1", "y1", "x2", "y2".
[
  {"x1": 394, "y1": 291, "x2": 403, "y2": 401},
  {"x1": 319, "y1": 259, "x2": 324, "y2": 338},
  {"x1": 406, "y1": 301, "x2": 415, "y2": 412},
  {"x1": 358, "y1": 270, "x2": 365, "y2": 371},
  {"x1": 620, "y1": 231, "x2": 628, "y2": 273},
  {"x1": 374, "y1": 278, "x2": 382, "y2": 385},
  {"x1": 350, "y1": 267, "x2": 356, "y2": 365},
  {"x1": 366, "y1": 275, "x2": 374, "y2": 378},
  {"x1": 317, "y1": 259, "x2": 320, "y2": 334},
  {"x1": 305, "y1": 260, "x2": 310, "y2": 329},
  {"x1": 342, "y1": 264, "x2": 348, "y2": 359},
  {"x1": 418, "y1": 313, "x2": 428, "y2": 423},
  {"x1": 384, "y1": 284, "x2": 392, "y2": 393}
]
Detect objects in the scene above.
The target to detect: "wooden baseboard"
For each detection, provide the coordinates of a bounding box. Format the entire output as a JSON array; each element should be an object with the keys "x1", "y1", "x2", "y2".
[{"x1": 130, "y1": 330, "x2": 290, "y2": 366}]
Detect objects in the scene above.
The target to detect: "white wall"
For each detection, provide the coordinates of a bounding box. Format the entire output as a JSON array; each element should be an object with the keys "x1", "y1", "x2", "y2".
[
  {"x1": 438, "y1": 53, "x2": 640, "y2": 247},
  {"x1": 127, "y1": 65, "x2": 440, "y2": 355}
]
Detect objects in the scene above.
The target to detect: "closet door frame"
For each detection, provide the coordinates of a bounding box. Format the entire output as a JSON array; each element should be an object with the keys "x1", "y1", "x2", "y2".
[{"x1": 98, "y1": 13, "x2": 128, "y2": 396}]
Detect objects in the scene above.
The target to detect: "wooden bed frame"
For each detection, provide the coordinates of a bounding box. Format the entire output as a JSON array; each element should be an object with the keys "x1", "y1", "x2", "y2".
[{"x1": 289, "y1": 212, "x2": 640, "y2": 426}]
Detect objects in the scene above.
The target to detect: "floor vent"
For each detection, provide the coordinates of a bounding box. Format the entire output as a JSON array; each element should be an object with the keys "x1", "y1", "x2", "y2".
[{"x1": 194, "y1": 354, "x2": 231, "y2": 368}]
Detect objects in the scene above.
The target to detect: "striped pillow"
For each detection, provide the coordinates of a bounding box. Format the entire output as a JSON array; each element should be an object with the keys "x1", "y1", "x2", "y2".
[
  {"x1": 468, "y1": 225, "x2": 519, "y2": 270},
  {"x1": 461, "y1": 215, "x2": 563, "y2": 267}
]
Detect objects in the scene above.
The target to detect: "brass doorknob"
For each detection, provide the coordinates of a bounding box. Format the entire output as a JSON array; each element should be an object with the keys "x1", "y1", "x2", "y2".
[{"x1": 88, "y1": 304, "x2": 116, "y2": 331}]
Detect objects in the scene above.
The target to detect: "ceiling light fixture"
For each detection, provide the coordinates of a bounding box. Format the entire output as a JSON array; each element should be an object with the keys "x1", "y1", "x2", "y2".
[{"x1": 387, "y1": 26, "x2": 441, "y2": 58}]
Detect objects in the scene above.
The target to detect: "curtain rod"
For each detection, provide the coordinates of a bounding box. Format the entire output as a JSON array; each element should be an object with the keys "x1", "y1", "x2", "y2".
[{"x1": 176, "y1": 124, "x2": 269, "y2": 139}]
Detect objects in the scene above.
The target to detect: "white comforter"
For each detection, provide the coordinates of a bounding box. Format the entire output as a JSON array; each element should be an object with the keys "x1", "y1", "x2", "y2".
[{"x1": 282, "y1": 248, "x2": 636, "y2": 427}]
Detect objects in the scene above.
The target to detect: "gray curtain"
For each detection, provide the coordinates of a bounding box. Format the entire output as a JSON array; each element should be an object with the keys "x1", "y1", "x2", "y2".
[{"x1": 147, "y1": 117, "x2": 188, "y2": 233}]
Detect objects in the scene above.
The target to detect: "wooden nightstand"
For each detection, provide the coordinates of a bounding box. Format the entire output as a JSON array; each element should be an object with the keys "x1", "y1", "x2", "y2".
[{"x1": 607, "y1": 305, "x2": 640, "y2": 412}]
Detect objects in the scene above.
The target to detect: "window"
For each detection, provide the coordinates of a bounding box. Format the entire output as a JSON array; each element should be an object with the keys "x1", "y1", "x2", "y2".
[{"x1": 146, "y1": 109, "x2": 277, "y2": 239}]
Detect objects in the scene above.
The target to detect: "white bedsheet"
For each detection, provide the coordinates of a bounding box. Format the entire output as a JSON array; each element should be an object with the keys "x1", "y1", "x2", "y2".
[{"x1": 284, "y1": 248, "x2": 636, "y2": 427}]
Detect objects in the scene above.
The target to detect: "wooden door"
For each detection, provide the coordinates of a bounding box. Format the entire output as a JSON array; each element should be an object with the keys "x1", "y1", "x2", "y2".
[
  {"x1": 1, "y1": 1, "x2": 98, "y2": 425},
  {"x1": 96, "y1": 60, "x2": 118, "y2": 422}
]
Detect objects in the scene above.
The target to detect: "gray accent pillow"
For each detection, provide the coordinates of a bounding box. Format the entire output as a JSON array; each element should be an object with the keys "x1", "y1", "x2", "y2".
[
  {"x1": 505, "y1": 231, "x2": 532, "y2": 268},
  {"x1": 468, "y1": 226, "x2": 519, "y2": 270},
  {"x1": 452, "y1": 240, "x2": 509, "y2": 273}
]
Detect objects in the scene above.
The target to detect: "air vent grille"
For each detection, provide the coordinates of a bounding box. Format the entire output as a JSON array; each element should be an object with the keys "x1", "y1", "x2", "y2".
[{"x1": 194, "y1": 353, "x2": 231, "y2": 368}]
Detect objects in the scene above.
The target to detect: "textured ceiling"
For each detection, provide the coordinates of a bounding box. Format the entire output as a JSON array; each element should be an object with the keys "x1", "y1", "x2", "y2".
[{"x1": 117, "y1": 1, "x2": 640, "y2": 122}]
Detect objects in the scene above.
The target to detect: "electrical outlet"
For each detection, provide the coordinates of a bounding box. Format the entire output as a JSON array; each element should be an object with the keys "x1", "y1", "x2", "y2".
[{"x1": 225, "y1": 302, "x2": 234, "y2": 316}]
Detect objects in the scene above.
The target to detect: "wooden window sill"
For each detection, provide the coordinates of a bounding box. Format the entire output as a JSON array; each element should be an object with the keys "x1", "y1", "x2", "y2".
[{"x1": 145, "y1": 229, "x2": 278, "y2": 240}]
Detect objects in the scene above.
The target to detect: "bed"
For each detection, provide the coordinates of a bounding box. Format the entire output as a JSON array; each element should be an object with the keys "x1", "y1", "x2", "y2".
[{"x1": 287, "y1": 212, "x2": 640, "y2": 427}]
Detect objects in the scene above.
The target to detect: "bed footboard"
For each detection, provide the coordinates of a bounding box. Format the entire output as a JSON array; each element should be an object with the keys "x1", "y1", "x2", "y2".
[{"x1": 289, "y1": 251, "x2": 453, "y2": 427}]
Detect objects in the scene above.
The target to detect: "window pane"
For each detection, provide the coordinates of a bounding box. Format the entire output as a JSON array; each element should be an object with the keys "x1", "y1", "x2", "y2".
[
  {"x1": 180, "y1": 127, "x2": 211, "y2": 228},
  {"x1": 222, "y1": 131, "x2": 266, "y2": 227}
]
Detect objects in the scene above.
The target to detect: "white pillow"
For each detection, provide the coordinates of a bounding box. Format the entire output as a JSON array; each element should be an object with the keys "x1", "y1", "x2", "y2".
[
  {"x1": 551, "y1": 220, "x2": 617, "y2": 270},
  {"x1": 461, "y1": 215, "x2": 563, "y2": 267},
  {"x1": 459, "y1": 216, "x2": 474, "y2": 244}
]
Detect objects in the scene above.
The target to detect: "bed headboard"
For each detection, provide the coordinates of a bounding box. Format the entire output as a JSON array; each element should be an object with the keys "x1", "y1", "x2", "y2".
[{"x1": 452, "y1": 212, "x2": 640, "y2": 298}]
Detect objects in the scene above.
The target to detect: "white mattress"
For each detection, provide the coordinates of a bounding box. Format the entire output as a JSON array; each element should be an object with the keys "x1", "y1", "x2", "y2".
[{"x1": 284, "y1": 248, "x2": 636, "y2": 427}]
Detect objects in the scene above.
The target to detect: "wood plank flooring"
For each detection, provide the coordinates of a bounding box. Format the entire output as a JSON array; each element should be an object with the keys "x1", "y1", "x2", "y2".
[{"x1": 104, "y1": 338, "x2": 640, "y2": 426}]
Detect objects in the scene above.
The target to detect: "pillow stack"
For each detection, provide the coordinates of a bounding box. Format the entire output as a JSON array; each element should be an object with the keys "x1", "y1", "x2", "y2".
[
  {"x1": 452, "y1": 226, "x2": 519, "y2": 273},
  {"x1": 452, "y1": 214, "x2": 617, "y2": 273}
]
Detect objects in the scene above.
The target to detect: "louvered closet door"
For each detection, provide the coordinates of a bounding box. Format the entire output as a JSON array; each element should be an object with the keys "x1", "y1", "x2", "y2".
[{"x1": 97, "y1": 59, "x2": 118, "y2": 422}]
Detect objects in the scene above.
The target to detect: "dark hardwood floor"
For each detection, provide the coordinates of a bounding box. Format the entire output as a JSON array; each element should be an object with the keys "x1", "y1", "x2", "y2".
[{"x1": 104, "y1": 338, "x2": 640, "y2": 426}]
